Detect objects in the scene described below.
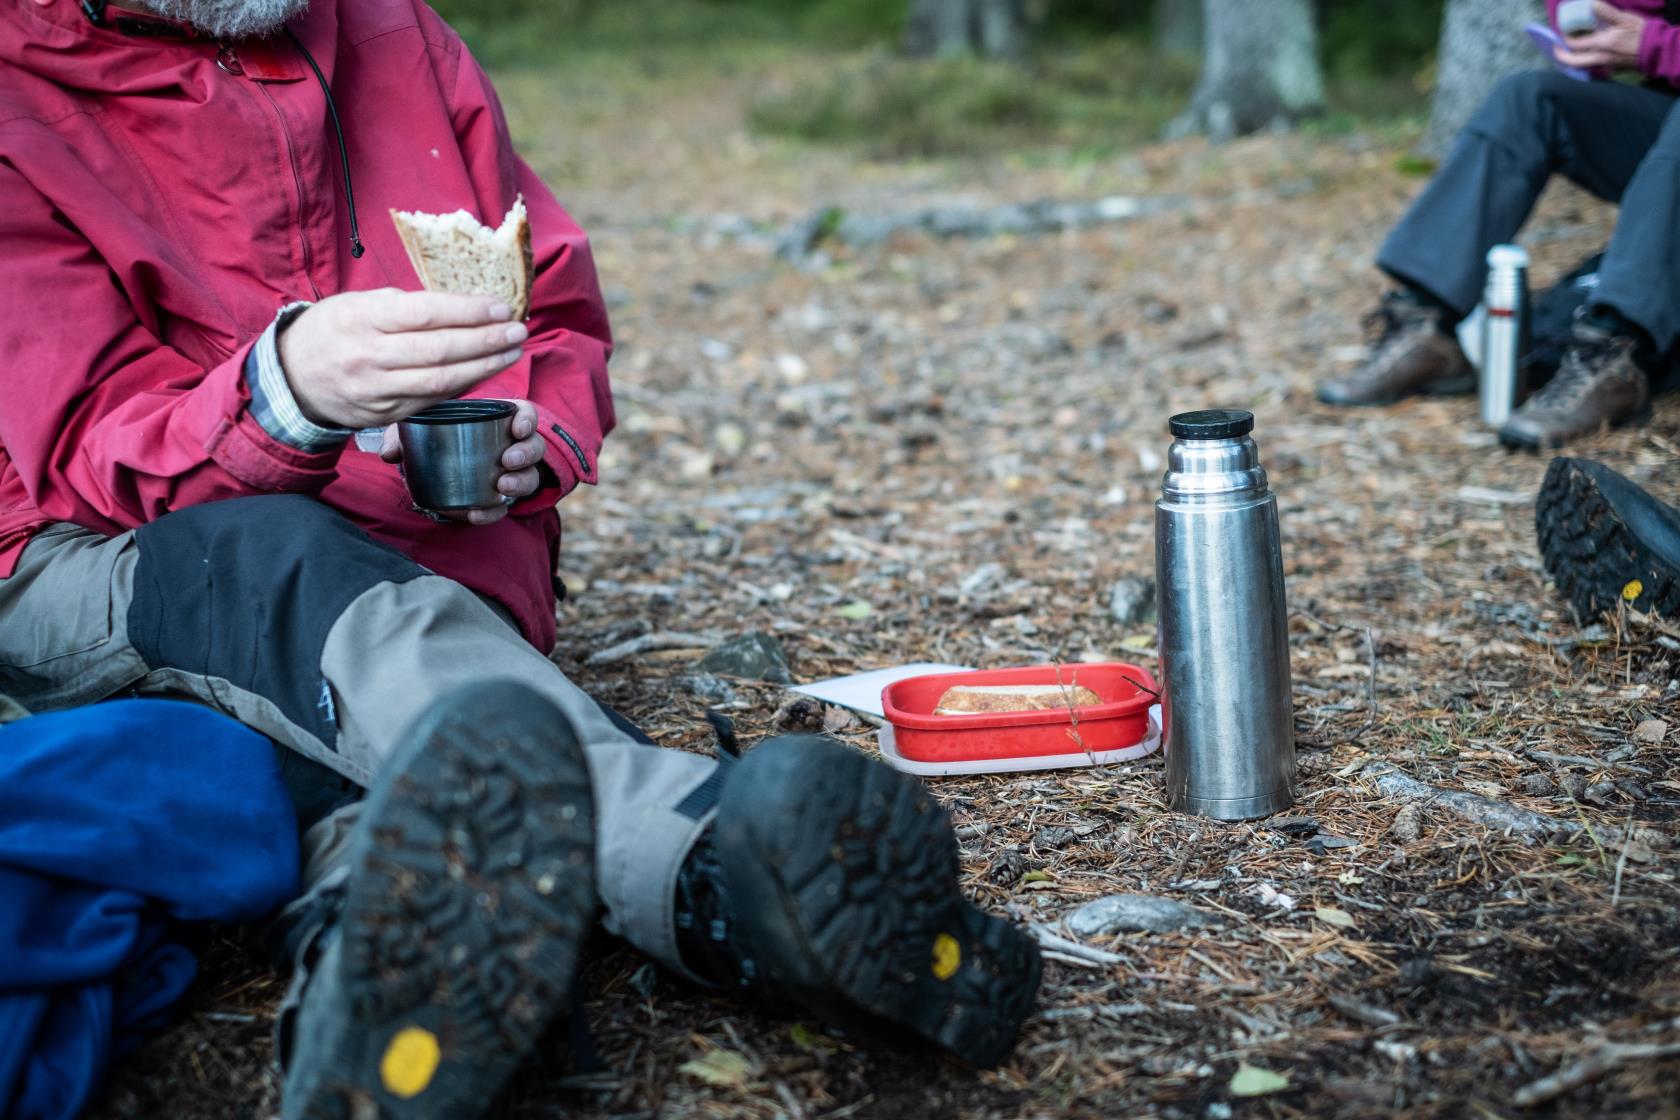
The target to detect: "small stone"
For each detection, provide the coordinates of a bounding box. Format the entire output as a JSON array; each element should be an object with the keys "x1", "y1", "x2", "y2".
[
  {"x1": 714, "y1": 422, "x2": 747, "y2": 458},
  {"x1": 1390, "y1": 804, "x2": 1422, "y2": 844},
  {"x1": 1583, "y1": 781, "x2": 1618, "y2": 807},
  {"x1": 776, "y1": 353, "x2": 810, "y2": 383},
  {"x1": 679, "y1": 674, "x2": 740, "y2": 706},
  {"x1": 1634, "y1": 718, "x2": 1669, "y2": 744},
  {"x1": 1064, "y1": 893, "x2": 1219, "y2": 937},
  {"x1": 1108, "y1": 576, "x2": 1157, "y2": 628},
  {"x1": 697, "y1": 632, "x2": 793, "y2": 684},
  {"x1": 1033, "y1": 826, "x2": 1076, "y2": 851},
  {"x1": 1397, "y1": 956, "x2": 1435, "y2": 988},
  {"x1": 680, "y1": 451, "x2": 715, "y2": 480}
]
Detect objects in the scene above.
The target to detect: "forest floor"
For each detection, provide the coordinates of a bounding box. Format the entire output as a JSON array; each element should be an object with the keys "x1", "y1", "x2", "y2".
[{"x1": 92, "y1": 48, "x2": 1680, "y2": 1120}]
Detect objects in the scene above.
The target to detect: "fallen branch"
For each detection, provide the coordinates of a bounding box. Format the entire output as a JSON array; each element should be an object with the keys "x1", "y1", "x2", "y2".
[
  {"x1": 1326, "y1": 992, "x2": 1402, "y2": 1029},
  {"x1": 1363, "y1": 765, "x2": 1581, "y2": 843},
  {"x1": 585, "y1": 631, "x2": 719, "y2": 667},
  {"x1": 1030, "y1": 925, "x2": 1128, "y2": 968},
  {"x1": 1514, "y1": 1041, "x2": 1680, "y2": 1108}
]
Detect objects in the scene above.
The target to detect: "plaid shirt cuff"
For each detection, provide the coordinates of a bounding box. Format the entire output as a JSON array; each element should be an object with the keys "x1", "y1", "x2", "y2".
[{"x1": 245, "y1": 302, "x2": 352, "y2": 453}]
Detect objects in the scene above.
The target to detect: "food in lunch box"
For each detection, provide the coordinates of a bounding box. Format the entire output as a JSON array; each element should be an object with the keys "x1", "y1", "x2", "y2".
[{"x1": 934, "y1": 683, "x2": 1102, "y2": 715}]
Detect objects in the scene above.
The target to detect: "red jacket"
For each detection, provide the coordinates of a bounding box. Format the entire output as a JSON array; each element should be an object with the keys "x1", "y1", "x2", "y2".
[
  {"x1": 0, "y1": 0, "x2": 614, "y2": 651},
  {"x1": 1548, "y1": 0, "x2": 1680, "y2": 83}
]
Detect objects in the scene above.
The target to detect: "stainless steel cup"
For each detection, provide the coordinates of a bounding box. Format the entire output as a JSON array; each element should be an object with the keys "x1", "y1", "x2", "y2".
[
  {"x1": 397, "y1": 399, "x2": 515, "y2": 511},
  {"x1": 1155, "y1": 409, "x2": 1297, "y2": 821}
]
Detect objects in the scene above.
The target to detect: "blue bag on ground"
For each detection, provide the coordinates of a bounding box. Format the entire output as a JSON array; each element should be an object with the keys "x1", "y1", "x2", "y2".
[{"x1": 0, "y1": 701, "x2": 299, "y2": 1120}]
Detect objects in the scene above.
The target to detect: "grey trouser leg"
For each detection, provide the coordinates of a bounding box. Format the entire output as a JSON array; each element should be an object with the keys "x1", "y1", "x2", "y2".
[
  {"x1": 0, "y1": 498, "x2": 715, "y2": 978},
  {"x1": 1378, "y1": 71, "x2": 1677, "y2": 323}
]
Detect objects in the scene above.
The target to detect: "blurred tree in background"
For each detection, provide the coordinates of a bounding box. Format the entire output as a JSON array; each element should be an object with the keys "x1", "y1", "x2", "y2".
[
  {"x1": 1424, "y1": 0, "x2": 1544, "y2": 156},
  {"x1": 904, "y1": 0, "x2": 1028, "y2": 60},
  {"x1": 1167, "y1": 0, "x2": 1325, "y2": 141},
  {"x1": 428, "y1": 0, "x2": 1466, "y2": 157}
]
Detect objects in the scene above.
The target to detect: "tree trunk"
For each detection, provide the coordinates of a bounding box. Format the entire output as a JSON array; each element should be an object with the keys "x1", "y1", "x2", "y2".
[
  {"x1": 1154, "y1": 0, "x2": 1203, "y2": 60},
  {"x1": 905, "y1": 0, "x2": 1028, "y2": 60},
  {"x1": 1422, "y1": 0, "x2": 1545, "y2": 158},
  {"x1": 1167, "y1": 0, "x2": 1324, "y2": 141}
]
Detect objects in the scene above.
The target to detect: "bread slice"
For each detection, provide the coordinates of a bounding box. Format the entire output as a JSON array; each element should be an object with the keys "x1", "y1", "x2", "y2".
[
  {"x1": 389, "y1": 196, "x2": 533, "y2": 320},
  {"x1": 934, "y1": 683, "x2": 1103, "y2": 716}
]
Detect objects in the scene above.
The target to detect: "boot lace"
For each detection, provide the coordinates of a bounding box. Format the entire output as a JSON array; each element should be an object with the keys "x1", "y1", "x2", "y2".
[{"x1": 1527, "y1": 333, "x2": 1622, "y2": 413}]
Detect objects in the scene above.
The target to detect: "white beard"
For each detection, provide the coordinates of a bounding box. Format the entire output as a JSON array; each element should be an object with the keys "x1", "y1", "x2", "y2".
[{"x1": 138, "y1": 0, "x2": 311, "y2": 39}]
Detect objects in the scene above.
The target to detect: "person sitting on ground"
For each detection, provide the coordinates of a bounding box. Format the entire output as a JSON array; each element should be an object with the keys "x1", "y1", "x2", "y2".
[
  {"x1": 1536, "y1": 456, "x2": 1680, "y2": 619},
  {"x1": 1317, "y1": 0, "x2": 1680, "y2": 450},
  {"x1": 0, "y1": 2, "x2": 1042, "y2": 1116}
]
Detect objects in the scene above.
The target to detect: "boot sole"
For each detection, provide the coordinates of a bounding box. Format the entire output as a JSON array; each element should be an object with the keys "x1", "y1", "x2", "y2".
[
  {"x1": 1498, "y1": 404, "x2": 1654, "y2": 451},
  {"x1": 293, "y1": 683, "x2": 597, "y2": 1120},
  {"x1": 1316, "y1": 373, "x2": 1476, "y2": 408},
  {"x1": 1537, "y1": 458, "x2": 1680, "y2": 622},
  {"x1": 715, "y1": 736, "x2": 1041, "y2": 1069}
]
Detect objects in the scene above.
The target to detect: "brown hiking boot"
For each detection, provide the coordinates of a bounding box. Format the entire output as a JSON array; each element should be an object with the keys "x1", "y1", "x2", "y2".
[
  {"x1": 1317, "y1": 289, "x2": 1475, "y2": 407},
  {"x1": 1498, "y1": 313, "x2": 1653, "y2": 451}
]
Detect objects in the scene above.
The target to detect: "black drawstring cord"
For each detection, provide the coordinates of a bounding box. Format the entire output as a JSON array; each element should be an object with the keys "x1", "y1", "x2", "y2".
[{"x1": 284, "y1": 28, "x2": 365, "y2": 259}]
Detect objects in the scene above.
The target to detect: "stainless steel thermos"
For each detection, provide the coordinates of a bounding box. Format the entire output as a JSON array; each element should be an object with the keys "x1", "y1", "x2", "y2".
[
  {"x1": 1480, "y1": 244, "x2": 1531, "y2": 429},
  {"x1": 1155, "y1": 410, "x2": 1296, "y2": 820}
]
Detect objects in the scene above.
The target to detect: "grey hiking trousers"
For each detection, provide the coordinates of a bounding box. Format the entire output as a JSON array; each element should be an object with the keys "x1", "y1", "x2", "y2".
[
  {"x1": 1380, "y1": 70, "x2": 1680, "y2": 350},
  {"x1": 0, "y1": 496, "x2": 717, "y2": 979}
]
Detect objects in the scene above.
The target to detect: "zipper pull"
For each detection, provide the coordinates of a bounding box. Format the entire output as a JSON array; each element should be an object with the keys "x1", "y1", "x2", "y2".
[{"x1": 216, "y1": 44, "x2": 245, "y2": 76}]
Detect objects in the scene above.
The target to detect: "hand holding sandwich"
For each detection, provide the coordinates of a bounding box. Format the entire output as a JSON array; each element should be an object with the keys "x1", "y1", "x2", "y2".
[{"x1": 278, "y1": 288, "x2": 527, "y2": 430}]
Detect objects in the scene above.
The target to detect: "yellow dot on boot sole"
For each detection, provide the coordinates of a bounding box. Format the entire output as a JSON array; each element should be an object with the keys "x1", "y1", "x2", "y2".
[
  {"x1": 1623, "y1": 579, "x2": 1645, "y2": 603},
  {"x1": 932, "y1": 934, "x2": 962, "y2": 980},
  {"x1": 380, "y1": 1026, "x2": 441, "y2": 1100}
]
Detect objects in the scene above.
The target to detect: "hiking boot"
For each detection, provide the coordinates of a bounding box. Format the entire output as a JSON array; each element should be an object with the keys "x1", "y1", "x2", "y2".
[
  {"x1": 282, "y1": 682, "x2": 597, "y2": 1120},
  {"x1": 673, "y1": 734, "x2": 1042, "y2": 1069},
  {"x1": 1499, "y1": 312, "x2": 1653, "y2": 450},
  {"x1": 1316, "y1": 288, "x2": 1475, "y2": 407},
  {"x1": 1536, "y1": 457, "x2": 1680, "y2": 621}
]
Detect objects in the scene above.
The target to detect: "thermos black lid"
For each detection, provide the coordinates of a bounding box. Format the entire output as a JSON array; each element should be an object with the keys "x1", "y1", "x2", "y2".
[{"x1": 1169, "y1": 409, "x2": 1254, "y2": 440}]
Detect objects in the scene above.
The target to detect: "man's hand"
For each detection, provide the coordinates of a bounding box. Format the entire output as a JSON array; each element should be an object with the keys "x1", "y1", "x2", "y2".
[
  {"x1": 377, "y1": 399, "x2": 547, "y2": 526},
  {"x1": 278, "y1": 289, "x2": 528, "y2": 430},
  {"x1": 1555, "y1": 2, "x2": 1646, "y2": 71}
]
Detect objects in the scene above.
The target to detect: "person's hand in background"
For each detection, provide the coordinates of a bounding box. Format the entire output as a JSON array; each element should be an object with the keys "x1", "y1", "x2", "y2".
[
  {"x1": 1555, "y1": 2, "x2": 1647, "y2": 71},
  {"x1": 378, "y1": 399, "x2": 547, "y2": 526}
]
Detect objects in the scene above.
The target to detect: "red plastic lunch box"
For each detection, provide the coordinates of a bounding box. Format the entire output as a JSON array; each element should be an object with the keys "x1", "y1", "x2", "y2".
[{"x1": 881, "y1": 663, "x2": 1158, "y2": 765}]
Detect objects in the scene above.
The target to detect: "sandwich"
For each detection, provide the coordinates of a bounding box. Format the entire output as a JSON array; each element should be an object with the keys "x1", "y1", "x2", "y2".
[
  {"x1": 934, "y1": 683, "x2": 1103, "y2": 716},
  {"x1": 390, "y1": 196, "x2": 533, "y2": 320}
]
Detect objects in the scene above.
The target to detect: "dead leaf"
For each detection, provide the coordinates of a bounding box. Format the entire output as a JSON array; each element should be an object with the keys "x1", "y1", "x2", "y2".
[
  {"x1": 679, "y1": 1049, "x2": 755, "y2": 1090},
  {"x1": 822, "y1": 705, "x2": 860, "y2": 733},
  {"x1": 1634, "y1": 719, "x2": 1669, "y2": 745},
  {"x1": 1230, "y1": 1064, "x2": 1291, "y2": 1097},
  {"x1": 1315, "y1": 906, "x2": 1357, "y2": 929}
]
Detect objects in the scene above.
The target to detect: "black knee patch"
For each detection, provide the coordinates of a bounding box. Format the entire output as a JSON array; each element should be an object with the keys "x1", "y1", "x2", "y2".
[{"x1": 129, "y1": 495, "x2": 427, "y2": 746}]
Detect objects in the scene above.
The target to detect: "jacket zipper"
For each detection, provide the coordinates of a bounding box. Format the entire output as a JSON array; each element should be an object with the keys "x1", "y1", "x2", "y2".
[
  {"x1": 256, "y1": 81, "x2": 324, "y2": 301},
  {"x1": 222, "y1": 45, "x2": 323, "y2": 301}
]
